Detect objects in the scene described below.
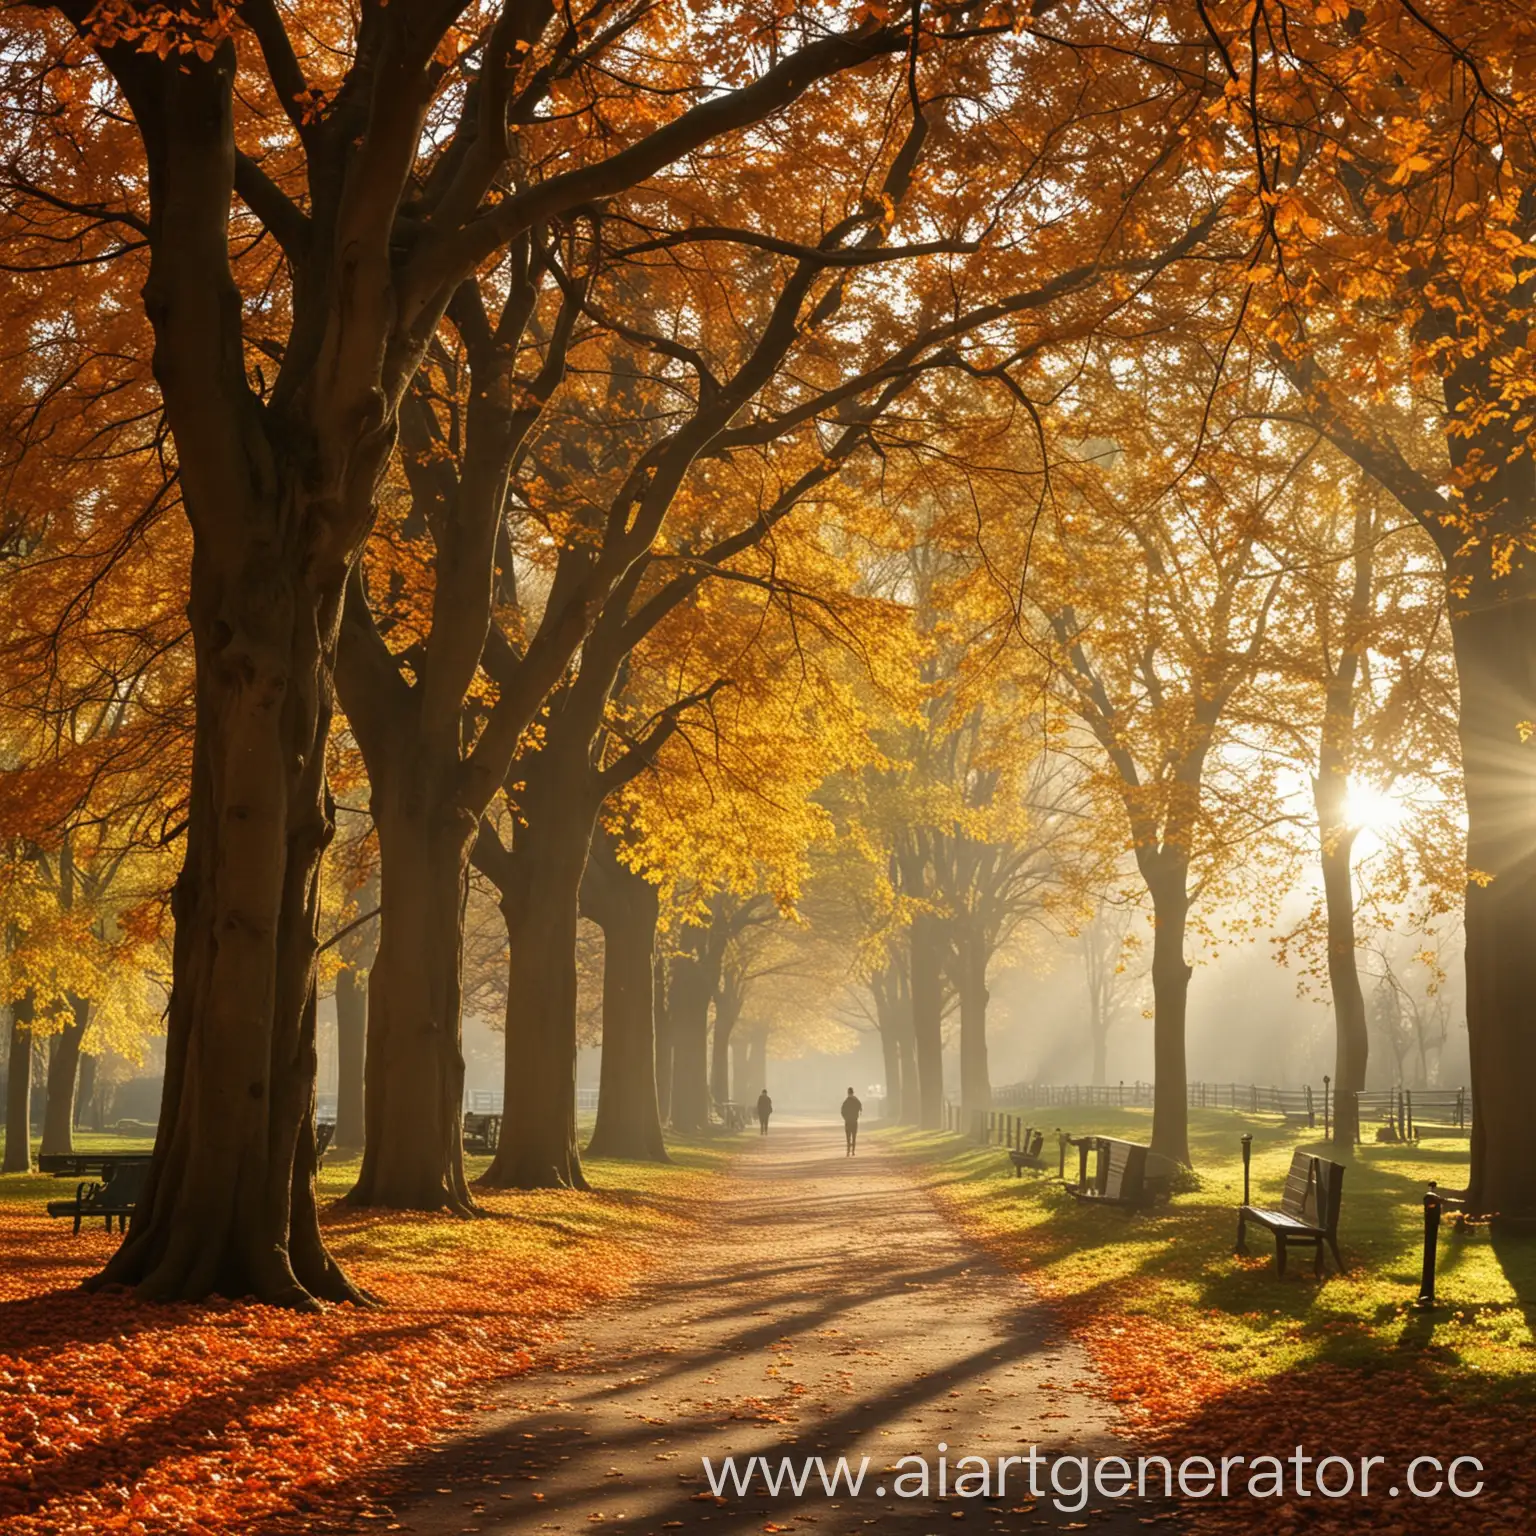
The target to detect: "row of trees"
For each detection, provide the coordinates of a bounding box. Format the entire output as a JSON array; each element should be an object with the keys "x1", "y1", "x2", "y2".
[{"x1": 1, "y1": 0, "x2": 1532, "y2": 1306}]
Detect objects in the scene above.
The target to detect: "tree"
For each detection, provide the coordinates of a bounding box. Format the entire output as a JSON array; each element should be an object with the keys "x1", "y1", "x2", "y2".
[
  {"x1": 4, "y1": 0, "x2": 997, "y2": 1300},
  {"x1": 579, "y1": 820, "x2": 666, "y2": 1162},
  {"x1": 1034, "y1": 433, "x2": 1293, "y2": 1166},
  {"x1": 1192, "y1": 0, "x2": 1536, "y2": 1213},
  {"x1": 1073, "y1": 900, "x2": 1146, "y2": 1088}
]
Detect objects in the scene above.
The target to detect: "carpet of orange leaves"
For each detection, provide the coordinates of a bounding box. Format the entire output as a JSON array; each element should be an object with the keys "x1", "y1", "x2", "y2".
[{"x1": 0, "y1": 1173, "x2": 711, "y2": 1536}]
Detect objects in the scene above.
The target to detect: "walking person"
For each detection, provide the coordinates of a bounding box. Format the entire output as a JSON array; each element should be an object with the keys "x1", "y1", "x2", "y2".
[
  {"x1": 841, "y1": 1087, "x2": 862, "y2": 1156},
  {"x1": 756, "y1": 1088, "x2": 773, "y2": 1136}
]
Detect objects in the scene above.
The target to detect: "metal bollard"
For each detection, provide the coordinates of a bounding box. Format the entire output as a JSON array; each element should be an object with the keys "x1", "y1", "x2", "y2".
[
  {"x1": 1240, "y1": 1133, "x2": 1252, "y2": 1207},
  {"x1": 1417, "y1": 1187, "x2": 1443, "y2": 1309}
]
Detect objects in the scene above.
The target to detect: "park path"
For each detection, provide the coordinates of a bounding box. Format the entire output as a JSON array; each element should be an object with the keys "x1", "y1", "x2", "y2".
[{"x1": 396, "y1": 1123, "x2": 1180, "y2": 1536}]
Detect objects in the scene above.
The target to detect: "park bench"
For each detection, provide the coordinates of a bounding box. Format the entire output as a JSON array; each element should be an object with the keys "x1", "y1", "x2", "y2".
[
  {"x1": 1236, "y1": 1138, "x2": 1346, "y2": 1277},
  {"x1": 716, "y1": 1100, "x2": 748, "y2": 1132},
  {"x1": 1066, "y1": 1136, "x2": 1176, "y2": 1209},
  {"x1": 316, "y1": 1120, "x2": 335, "y2": 1162},
  {"x1": 46, "y1": 1159, "x2": 149, "y2": 1235},
  {"x1": 38, "y1": 1151, "x2": 153, "y2": 1179},
  {"x1": 1008, "y1": 1127, "x2": 1046, "y2": 1174},
  {"x1": 463, "y1": 1111, "x2": 502, "y2": 1153}
]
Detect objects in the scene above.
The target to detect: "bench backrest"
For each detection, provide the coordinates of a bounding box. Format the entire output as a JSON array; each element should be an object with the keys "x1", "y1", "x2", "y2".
[
  {"x1": 1280, "y1": 1149, "x2": 1344, "y2": 1233},
  {"x1": 1097, "y1": 1138, "x2": 1149, "y2": 1199},
  {"x1": 102, "y1": 1160, "x2": 149, "y2": 1206}
]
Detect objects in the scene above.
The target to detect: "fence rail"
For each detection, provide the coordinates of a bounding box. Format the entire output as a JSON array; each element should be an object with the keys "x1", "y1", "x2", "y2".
[{"x1": 984, "y1": 1080, "x2": 1468, "y2": 1140}]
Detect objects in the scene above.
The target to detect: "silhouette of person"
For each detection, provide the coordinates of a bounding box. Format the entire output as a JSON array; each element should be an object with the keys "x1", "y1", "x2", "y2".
[
  {"x1": 756, "y1": 1089, "x2": 773, "y2": 1135},
  {"x1": 841, "y1": 1087, "x2": 863, "y2": 1156}
]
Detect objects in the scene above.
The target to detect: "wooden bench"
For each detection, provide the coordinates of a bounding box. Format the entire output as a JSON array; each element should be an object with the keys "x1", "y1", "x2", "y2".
[
  {"x1": 39, "y1": 1152, "x2": 153, "y2": 1179},
  {"x1": 1236, "y1": 1138, "x2": 1346, "y2": 1276},
  {"x1": 316, "y1": 1120, "x2": 336, "y2": 1162},
  {"x1": 716, "y1": 1100, "x2": 748, "y2": 1132},
  {"x1": 1068, "y1": 1136, "x2": 1176, "y2": 1209},
  {"x1": 463, "y1": 1111, "x2": 502, "y2": 1153},
  {"x1": 47, "y1": 1160, "x2": 149, "y2": 1235},
  {"x1": 1008, "y1": 1127, "x2": 1046, "y2": 1174}
]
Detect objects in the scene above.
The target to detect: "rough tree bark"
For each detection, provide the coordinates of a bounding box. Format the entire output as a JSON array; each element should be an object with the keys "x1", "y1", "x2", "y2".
[
  {"x1": 4, "y1": 997, "x2": 34, "y2": 1174},
  {"x1": 581, "y1": 827, "x2": 667, "y2": 1162},
  {"x1": 485, "y1": 795, "x2": 596, "y2": 1190},
  {"x1": 40, "y1": 997, "x2": 90, "y2": 1158},
  {"x1": 71, "y1": 21, "x2": 418, "y2": 1305},
  {"x1": 347, "y1": 776, "x2": 478, "y2": 1211}
]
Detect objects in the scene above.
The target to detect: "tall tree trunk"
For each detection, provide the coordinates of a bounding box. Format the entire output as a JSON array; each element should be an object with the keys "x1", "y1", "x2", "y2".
[
  {"x1": 955, "y1": 925, "x2": 991, "y2": 1114},
  {"x1": 745, "y1": 1028, "x2": 768, "y2": 1097},
  {"x1": 93, "y1": 589, "x2": 364, "y2": 1305},
  {"x1": 75, "y1": 1052, "x2": 98, "y2": 1131},
  {"x1": 731, "y1": 1036, "x2": 749, "y2": 1100},
  {"x1": 710, "y1": 982, "x2": 743, "y2": 1110},
  {"x1": 909, "y1": 915, "x2": 946, "y2": 1128},
  {"x1": 582, "y1": 833, "x2": 668, "y2": 1162},
  {"x1": 668, "y1": 952, "x2": 714, "y2": 1132},
  {"x1": 332, "y1": 874, "x2": 377, "y2": 1154},
  {"x1": 482, "y1": 799, "x2": 594, "y2": 1190},
  {"x1": 1316, "y1": 776, "x2": 1366, "y2": 1150},
  {"x1": 1147, "y1": 869, "x2": 1193, "y2": 1166},
  {"x1": 1090, "y1": 1018, "x2": 1108, "y2": 1089},
  {"x1": 349, "y1": 796, "x2": 475, "y2": 1211},
  {"x1": 41, "y1": 997, "x2": 89, "y2": 1157},
  {"x1": 1314, "y1": 499, "x2": 1373, "y2": 1153},
  {"x1": 333, "y1": 966, "x2": 367, "y2": 1152},
  {"x1": 4, "y1": 997, "x2": 33, "y2": 1174},
  {"x1": 878, "y1": 1025, "x2": 901, "y2": 1119},
  {"x1": 896, "y1": 1034, "x2": 919, "y2": 1123},
  {"x1": 1454, "y1": 589, "x2": 1536, "y2": 1215},
  {"x1": 654, "y1": 953, "x2": 674, "y2": 1123}
]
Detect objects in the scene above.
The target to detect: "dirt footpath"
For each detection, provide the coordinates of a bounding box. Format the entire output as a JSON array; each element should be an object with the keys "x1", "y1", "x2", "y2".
[{"x1": 396, "y1": 1124, "x2": 1182, "y2": 1536}]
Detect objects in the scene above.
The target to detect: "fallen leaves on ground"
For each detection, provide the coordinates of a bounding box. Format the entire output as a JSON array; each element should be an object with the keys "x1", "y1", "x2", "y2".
[
  {"x1": 911, "y1": 1139, "x2": 1532, "y2": 1535},
  {"x1": 0, "y1": 1163, "x2": 717, "y2": 1536}
]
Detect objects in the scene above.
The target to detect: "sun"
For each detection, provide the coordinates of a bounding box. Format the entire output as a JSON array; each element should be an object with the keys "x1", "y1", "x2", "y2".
[{"x1": 1345, "y1": 779, "x2": 1405, "y2": 835}]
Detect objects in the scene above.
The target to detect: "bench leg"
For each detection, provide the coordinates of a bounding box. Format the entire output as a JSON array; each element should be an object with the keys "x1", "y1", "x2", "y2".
[
  {"x1": 73, "y1": 1212, "x2": 82, "y2": 1236},
  {"x1": 1328, "y1": 1234, "x2": 1345, "y2": 1275},
  {"x1": 1275, "y1": 1236, "x2": 1287, "y2": 1277},
  {"x1": 1314, "y1": 1239, "x2": 1324, "y2": 1278}
]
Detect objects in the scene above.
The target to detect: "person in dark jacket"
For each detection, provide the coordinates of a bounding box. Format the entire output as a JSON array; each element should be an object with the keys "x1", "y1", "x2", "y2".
[
  {"x1": 756, "y1": 1089, "x2": 773, "y2": 1135},
  {"x1": 841, "y1": 1088, "x2": 863, "y2": 1155}
]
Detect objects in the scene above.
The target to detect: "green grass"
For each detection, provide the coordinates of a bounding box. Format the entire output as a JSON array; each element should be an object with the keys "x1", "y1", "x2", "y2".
[
  {"x1": 2, "y1": 1127, "x2": 740, "y2": 1273},
  {"x1": 879, "y1": 1108, "x2": 1536, "y2": 1402}
]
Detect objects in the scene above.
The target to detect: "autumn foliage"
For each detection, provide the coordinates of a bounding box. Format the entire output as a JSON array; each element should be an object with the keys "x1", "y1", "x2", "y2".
[{"x1": 0, "y1": 1157, "x2": 718, "y2": 1534}]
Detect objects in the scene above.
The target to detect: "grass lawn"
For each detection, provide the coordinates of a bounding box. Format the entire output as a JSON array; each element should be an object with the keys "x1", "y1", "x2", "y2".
[
  {"x1": 0, "y1": 1128, "x2": 736, "y2": 1536},
  {"x1": 882, "y1": 1110, "x2": 1535, "y2": 1533}
]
